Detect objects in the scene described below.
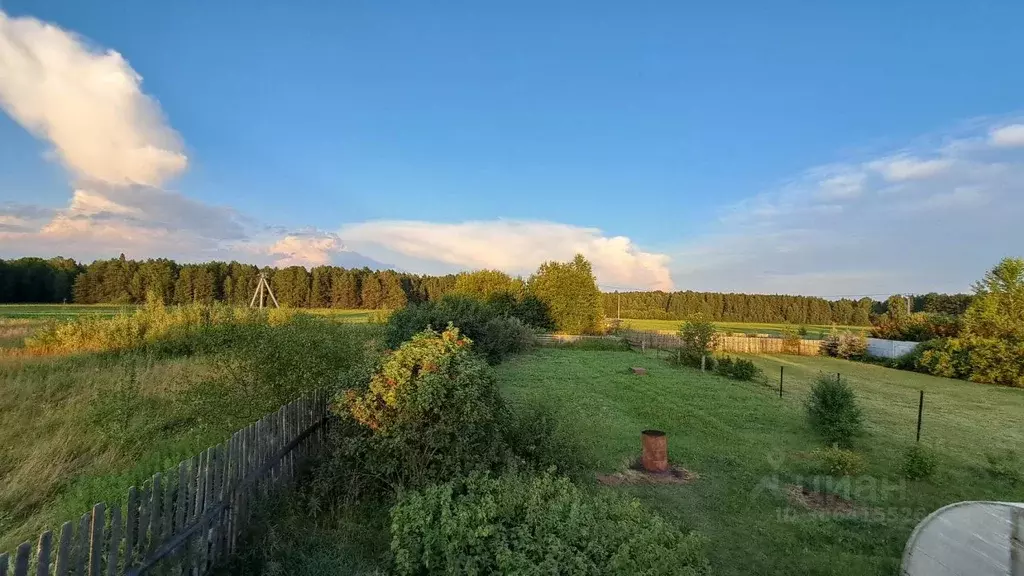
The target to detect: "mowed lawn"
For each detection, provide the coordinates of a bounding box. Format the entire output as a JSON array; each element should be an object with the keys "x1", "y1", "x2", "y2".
[
  {"x1": 493, "y1": 348, "x2": 1024, "y2": 576},
  {"x1": 618, "y1": 318, "x2": 869, "y2": 338}
]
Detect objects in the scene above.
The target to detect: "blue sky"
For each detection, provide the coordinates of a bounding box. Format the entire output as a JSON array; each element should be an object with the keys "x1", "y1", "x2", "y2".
[{"x1": 1, "y1": 1, "x2": 1023, "y2": 295}]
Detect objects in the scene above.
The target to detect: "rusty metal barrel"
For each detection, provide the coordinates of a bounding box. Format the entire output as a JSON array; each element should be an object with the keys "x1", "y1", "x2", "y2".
[{"x1": 641, "y1": 429, "x2": 669, "y2": 473}]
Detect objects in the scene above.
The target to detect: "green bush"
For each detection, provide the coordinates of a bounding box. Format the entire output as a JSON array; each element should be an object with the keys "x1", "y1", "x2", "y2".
[
  {"x1": 819, "y1": 330, "x2": 868, "y2": 359},
  {"x1": 713, "y1": 355, "x2": 762, "y2": 381},
  {"x1": 985, "y1": 450, "x2": 1022, "y2": 484},
  {"x1": 335, "y1": 327, "x2": 507, "y2": 488},
  {"x1": 901, "y1": 444, "x2": 937, "y2": 480},
  {"x1": 390, "y1": 471, "x2": 711, "y2": 576},
  {"x1": 812, "y1": 445, "x2": 866, "y2": 476},
  {"x1": 384, "y1": 295, "x2": 535, "y2": 364},
  {"x1": 500, "y1": 402, "x2": 584, "y2": 475},
  {"x1": 806, "y1": 374, "x2": 864, "y2": 448}
]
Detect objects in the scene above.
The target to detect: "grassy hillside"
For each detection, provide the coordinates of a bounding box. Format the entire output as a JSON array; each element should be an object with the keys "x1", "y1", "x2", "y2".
[{"x1": 493, "y1": 348, "x2": 1024, "y2": 575}]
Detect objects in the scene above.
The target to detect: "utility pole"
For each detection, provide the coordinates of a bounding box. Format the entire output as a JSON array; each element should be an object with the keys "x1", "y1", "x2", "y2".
[
  {"x1": 906, "y1": 294, "x2": 912, "y2": 315},
  {"x1": 617, "y1": 291, "x2": 621, "y2": 320}
]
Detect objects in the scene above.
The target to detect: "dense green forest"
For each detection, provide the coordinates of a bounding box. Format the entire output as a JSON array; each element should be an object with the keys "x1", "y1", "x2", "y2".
[
  {"x1": 602, "y1": 291, "x2": 973, "y2": 326},
  {"x1": 0, "y1": 256, "x2": 971, "y2": 322}
]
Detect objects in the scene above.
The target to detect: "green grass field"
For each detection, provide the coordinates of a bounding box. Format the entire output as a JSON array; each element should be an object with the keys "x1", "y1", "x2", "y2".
[
  {"x1": 0, "y1": 316, "x2": 380, "y2": 552},
  {"x1": 493, "y1": 348, "x2": 1024, "y2": 576},
  {"x1": 618, "y1": 318, "x2": 869, "y2": 338}
]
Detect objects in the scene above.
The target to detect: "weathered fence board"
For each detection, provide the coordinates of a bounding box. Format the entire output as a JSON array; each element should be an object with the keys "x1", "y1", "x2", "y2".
[{"x1": 2, "y1": 391, "x2": 329, "y2": 576}]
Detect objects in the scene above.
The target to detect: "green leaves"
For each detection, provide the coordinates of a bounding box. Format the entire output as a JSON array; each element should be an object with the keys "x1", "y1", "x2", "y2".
[
  {"x1": 806, "y1": 373, "x2": 864, "y2": 448},
  {"x1": 528, "y1": 254, "x2": 604, "y2": 335},
  {"x1": 390, "y1": 471, "x2": 711, "y2": 576}
]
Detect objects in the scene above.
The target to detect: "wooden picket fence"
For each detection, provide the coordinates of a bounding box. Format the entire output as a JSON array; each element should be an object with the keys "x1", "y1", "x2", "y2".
[
  {"x1": 620, "y1": 329, "x2": 821, "y2": 356},
  {"x1": 0, "y1": 390, "x2": 330, "y2": 576}
]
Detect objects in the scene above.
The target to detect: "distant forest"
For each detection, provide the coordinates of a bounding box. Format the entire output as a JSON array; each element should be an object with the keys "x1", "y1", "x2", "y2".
[{"x1": 1, "y1": 256, "x2": 973, "y2": 325}]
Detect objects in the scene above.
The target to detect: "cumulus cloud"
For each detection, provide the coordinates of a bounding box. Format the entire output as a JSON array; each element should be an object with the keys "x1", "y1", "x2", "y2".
[
  {"x1": 0, "y1": 11, "x2": 186, "y2": 186},
  {"x1": 339, "y1": 220, "x2": 674, "y2": 290},
  {"x1": 269, "y1": 232, "x2": 345, "y2": 267},
  {"x1": 989, "y1": 124, "x2": 1024, "y2": 148},
  {"x1": 670, "y1": 120, "x2": 1024, "y2": 295},
  {"x1": 0, "y1": 10, "x2": 248, "y2": 260}
]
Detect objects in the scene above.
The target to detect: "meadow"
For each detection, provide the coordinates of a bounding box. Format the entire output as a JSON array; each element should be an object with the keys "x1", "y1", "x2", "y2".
[
  {"x1": 4, "y1": 302, "x2": 1021, "y2": 574},
  {"x1": 617, "y1": 318, "x2": 869, "y2": 338},
  {"x1": 0, "y1": 309, "x2": 381, "y2": 552},
  {"x1": 493, "y1": 348, "x2": 1024, "y2": 576}
]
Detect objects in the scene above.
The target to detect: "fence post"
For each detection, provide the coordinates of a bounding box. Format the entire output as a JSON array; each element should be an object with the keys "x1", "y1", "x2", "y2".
[
  {"x1": 700, "y1": 355, "x2": 706, "y2": 373},
  {"x1": 916, "y1": 390, "x2": 924, "y2": 442},
  {"x1": 779, "y1": 366, "x2": 783, "y2": 398}
]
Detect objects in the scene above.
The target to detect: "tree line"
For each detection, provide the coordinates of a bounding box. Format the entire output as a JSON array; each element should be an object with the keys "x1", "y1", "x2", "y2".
[
  {"x1": 602, "y1": 290, "x2": 973, "y2": 326},
  {"x1": 0, "y1": 255, "x2": 971, "y2": 323}
]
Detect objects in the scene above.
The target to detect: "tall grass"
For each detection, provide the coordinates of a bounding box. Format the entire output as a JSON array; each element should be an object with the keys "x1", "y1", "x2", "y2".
[
  {"x1": 23, "y1": 299, "x2": 296, "y2": 355},
  {"x1": 0, "y1": 313, "x2": 381, "y2": 551}
]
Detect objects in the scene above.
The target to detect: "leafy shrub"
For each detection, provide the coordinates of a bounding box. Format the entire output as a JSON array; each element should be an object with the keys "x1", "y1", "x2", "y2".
[
  {"x1": 916, "y1": 337, "x2": 1024, "y2": 387},
  {"x1": 390, "y1": 471, "x2": 711, "y2": 576},
  {"x1": 812, "y1": 445, "x2": 866, "y2": 476},
  {"x1": 335, "y1": 327, "x2": 507, "y2": 488},
  {"x1": 985, "y1": 450, "x2": 1022, "y2": 484},
  {"x1": 500, "y1": 402, "x2": 584, "y2": 475},
  {"x1": 668, "y1": 318, "x2": 719, "y2": 369},
  {"x1": 714, "y1": 355, "x2": 762, "y2": 381},
  {"x1": 901, "y1": 444, "x2": 937, "y2": 480},
  {"x1": 806, "y1": 374, "x2": 864, "y2": 448},
  {"x1": 384, "y1": 295, "x2": 535, "y2": 364},
  {"x1": 819, "y1": 330, "x2": 868, "y2": 359}
]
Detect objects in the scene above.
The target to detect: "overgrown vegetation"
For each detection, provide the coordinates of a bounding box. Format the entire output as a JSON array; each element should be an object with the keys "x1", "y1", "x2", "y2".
[
  {"x1": 23, "y1": 296, "x2": 295, "y2": 356},
  {"x1": 383, "y1": 295, "x2": 539, "y2": 364},
  {"x1": 901, "y1": 444, "x2": 937, "y2": 480},
  {"x1": 871, "y1": 258, "x2": 1024, "y2": 387},
  {"x1": 336, "y1": 327, "x2": 508, "y2": 489},
  {"x1": 806, "y1": 373, "x2": 864, "y2": 448},
  {"x1": 812, "y1": 445, "x2": 866, "y2": 476},
  {"x1": 528, "y1": 254, "x2": 604, "y2": 334},
  {"x1": 819, "y1": 329, "x2": 868, "y2": 359},
  {"x1": 670, "y1": 317, "x2": 719, "y2": 369},
  {"x1": 713, "y1": 355, "x2": 762, "y2": 381},
  {"x1": 390, "y1": 471, "x2": 711, "y2": 576},
  {"x1": 0, "y1": 314, "x2": 379, "y2": 551}
]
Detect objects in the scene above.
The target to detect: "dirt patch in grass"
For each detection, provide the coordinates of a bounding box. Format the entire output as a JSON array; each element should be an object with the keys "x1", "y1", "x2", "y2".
[
  {"x1": 597, "y1": 464, "x2": 698, "y2": 486},
  {"x1": 785, "y1": 484, "x2": 855, "y2": 513}
]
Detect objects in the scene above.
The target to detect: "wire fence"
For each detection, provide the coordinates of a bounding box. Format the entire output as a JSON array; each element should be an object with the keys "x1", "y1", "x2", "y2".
[{"x1": 0, "y1": 390, "x2": 330, "y2": 576}]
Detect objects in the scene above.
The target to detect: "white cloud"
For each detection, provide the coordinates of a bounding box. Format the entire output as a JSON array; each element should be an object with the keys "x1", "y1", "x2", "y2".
[
  {"x1": 918, "y1": 186, "x2": 988, "y2": 210},
  {"x1": 269, "y1": 232, "x2": 345, "y2": 267},
  {"x1": 869, "y1": 156, "x2": 953, "y2": 181},
  {"x1": 989, "y1": 124, "x2": 1024, "y2": 148},
  {"x1": 0, "y1": 10, "x2": 248, "y2": 259},
  {"x1": 0, "y1": 11, "x2": 186, "y2": 186},
  {"x1": 339, "y1": 220, "x2": 674, "y2": 291},
  {"x1": 816, "y1": 172, "x2": 866, "y2": 200},
  {"x1": 672, "y1": 120, "x2": 1024, "y2": 295}
]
